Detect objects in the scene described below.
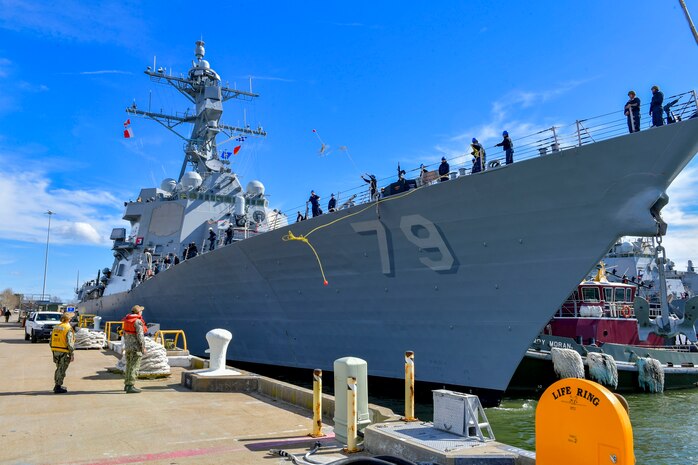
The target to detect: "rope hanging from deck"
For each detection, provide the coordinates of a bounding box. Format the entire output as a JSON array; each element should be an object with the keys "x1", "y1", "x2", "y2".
[{"x1": 282, "y1": 187, "x2": 421, "y2": 285}]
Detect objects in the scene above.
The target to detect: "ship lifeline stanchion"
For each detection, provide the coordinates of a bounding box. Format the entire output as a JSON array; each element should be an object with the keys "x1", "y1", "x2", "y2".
[
  {"x1": 310, "y1": 369, "x2": 325, "y2": 437},
  {"x1": 402, "y1": 351, "x2": 417, "y2": 421},
  {"x1": 344, "y1": 376, "x2": 361, "y2": 453}
]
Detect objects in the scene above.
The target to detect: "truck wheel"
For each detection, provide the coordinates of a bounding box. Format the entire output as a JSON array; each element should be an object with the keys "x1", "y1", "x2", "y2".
[
  {"x1": 31, "y1": 331, "x2": 37, "y2": 343},
  {"x1": 24, "y1": 332, "x2": 29, "y2": 341}
]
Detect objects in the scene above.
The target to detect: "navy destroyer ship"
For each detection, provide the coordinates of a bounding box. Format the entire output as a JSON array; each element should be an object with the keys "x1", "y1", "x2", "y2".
[{"x1": 77, "y1": 40, "x2": 698, "y2": 404}]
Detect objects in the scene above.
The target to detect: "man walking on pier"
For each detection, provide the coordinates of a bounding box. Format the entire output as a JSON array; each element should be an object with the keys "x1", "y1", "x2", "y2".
[
  {"x1": 122, "y1": 305, "x2": 147, "y2": 393},
  {"x1": 50, "y1": 312, "x2": 75, "y2": 394}
]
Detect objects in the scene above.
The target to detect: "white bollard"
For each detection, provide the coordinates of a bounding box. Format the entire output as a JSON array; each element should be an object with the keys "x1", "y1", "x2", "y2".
[
  {"x1": 195, "y1": 328, "x2": 240, "y2": 376},
  {"x1": 333, "y1": 357, "x2": 370, "y2": 445}
]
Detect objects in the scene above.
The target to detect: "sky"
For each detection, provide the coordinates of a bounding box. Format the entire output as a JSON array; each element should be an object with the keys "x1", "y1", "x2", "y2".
[{"x1": 1, "y1": 0, "x2": 698, "y2": 302}]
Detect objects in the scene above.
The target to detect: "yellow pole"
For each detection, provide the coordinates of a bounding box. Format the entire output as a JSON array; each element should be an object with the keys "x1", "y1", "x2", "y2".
[
  {"x1": 345, "y1": 376, "x2": 359, "y2": 453},
  {"x1": 403, "y1": 351, "x2": 417, "y2": 421},
  {"x1": 310, "y1": 369, "x2": 325, "y2": 437}
]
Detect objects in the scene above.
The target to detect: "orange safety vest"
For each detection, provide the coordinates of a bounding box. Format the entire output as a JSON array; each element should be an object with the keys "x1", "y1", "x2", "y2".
[
  {"x1": 50, "y1": 322, "x2": 74, "y2": 353},
  {"x1": 122, "y1": 314, "x2": 146, "y2": 334}
]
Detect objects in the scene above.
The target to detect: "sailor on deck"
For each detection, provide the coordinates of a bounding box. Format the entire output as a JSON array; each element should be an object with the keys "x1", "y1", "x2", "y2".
[
  {"x1": 495, "y1": 131, "x2": 514, "y2": 165},
  {"x1": 650, "y1": 86, "x2": 664, "y2": 127},
  {"x1": 208, "y1": 228, "x2": 217, "y2": 251},
  {"x1": 471, "y1": 138, "x2": 486, "y2": 173},
  {"x1": 224, "y1": 224, "x2": 234, "y2": 245},
  {"x1": 438, "y1": 157, "x2": 450, "y2": 182},
  {"x1": 625, "y1": 90, "x2": 641, "y2": 133},
  {"x1": 308, "y1": 191, "x2": 322, "y2": 217},
  {"x1": 361, "y1": 174, "x2": 378, "y2": 200}
]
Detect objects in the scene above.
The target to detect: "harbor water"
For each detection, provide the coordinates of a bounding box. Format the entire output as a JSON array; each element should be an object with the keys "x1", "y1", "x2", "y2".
[{"x1": 481, "y1": 391, "x2": 698, "y2": 465}]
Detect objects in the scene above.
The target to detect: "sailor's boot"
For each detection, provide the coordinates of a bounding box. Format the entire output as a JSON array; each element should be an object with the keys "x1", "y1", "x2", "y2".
[
  {"x1": 125, "y1": 385, "x2": 142, "y2": 394},
  {"x1": 53, "y1": 385, "x2": 67, "y2": 394}
]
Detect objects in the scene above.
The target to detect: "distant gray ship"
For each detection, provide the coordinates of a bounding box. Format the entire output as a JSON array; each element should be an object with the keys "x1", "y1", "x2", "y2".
[{"x1": 77, "y1": 40, "x2": 698, "y2": 404}]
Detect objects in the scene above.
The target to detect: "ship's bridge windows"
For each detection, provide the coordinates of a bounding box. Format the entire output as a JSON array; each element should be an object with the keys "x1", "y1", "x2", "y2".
[
  {"x1": 626, "y1": 288, "x2": 632, "y2": 302},
  {"x1": 615, "y1": 288, "x2": 627, "y2": 302},
  {"x1": 604, "y1": 288, "x2": 613, "y2": 302},
  {"x1": 581, "y1": 287, "x2": 600, "y2": 302},
  {"x1": 116, "y1": 263, "x2": 126, "y2": 277}
]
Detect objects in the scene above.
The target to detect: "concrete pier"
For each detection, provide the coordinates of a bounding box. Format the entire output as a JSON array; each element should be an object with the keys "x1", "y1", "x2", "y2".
[
  {"x1": 1, "y1": 321, "x2": 537, "y2": 465},
  {"x1": 0, "y1": 322, "x2": 347, "y2": 465}
]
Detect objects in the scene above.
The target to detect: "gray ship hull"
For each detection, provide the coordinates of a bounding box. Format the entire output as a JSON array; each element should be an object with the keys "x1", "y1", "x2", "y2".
[{"x1": 80, "y1": 118, "x2": 698, "y2": 396}]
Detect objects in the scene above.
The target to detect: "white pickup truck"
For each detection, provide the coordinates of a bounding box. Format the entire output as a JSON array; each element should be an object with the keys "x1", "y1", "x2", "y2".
[{"x1": 25, "y1": 312, "x2": 63, "y2": 343}]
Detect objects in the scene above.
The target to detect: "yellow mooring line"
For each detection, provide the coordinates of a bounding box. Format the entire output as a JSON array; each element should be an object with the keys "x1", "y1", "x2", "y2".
[{"x1": 282, "y1": 186, "x2": 422, "y2": 285}]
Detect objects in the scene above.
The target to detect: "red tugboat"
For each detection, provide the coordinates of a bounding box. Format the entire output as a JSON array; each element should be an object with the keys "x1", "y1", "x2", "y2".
[{"x1": 507, "y1": 263, "x2": 698, "y2": 395}]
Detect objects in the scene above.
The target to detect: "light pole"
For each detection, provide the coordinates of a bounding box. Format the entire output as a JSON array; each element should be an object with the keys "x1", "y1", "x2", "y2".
[{"x1": 41, "y1": 210, "x2": 54, "y2": 302}]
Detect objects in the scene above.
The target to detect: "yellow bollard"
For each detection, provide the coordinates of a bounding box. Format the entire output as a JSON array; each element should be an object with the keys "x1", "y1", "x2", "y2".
[
  {"x1": 344, "y1": 376, "x2": 360, "y2": 453},
  {"x1": 403, "y1": 351, "x2": 417, "y2": 421},
  {"x1": 309, "y1": 369, "x2": 325, "y2": 437}
]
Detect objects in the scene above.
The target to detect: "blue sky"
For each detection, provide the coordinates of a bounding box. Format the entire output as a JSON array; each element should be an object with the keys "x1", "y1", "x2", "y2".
[{"x1": 1, "y1": 0, "x2": 698, "y2": 302}]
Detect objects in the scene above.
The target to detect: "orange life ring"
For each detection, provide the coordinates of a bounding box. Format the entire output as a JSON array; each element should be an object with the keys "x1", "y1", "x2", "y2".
[{"x1": 621, "y1": 305, "x2": 632, "y2": 318}]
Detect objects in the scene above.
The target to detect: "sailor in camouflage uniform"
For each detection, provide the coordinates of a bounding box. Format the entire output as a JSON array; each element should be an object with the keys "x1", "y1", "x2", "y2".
[
  {"x1": 50, "y1": 312, "x2": 75, "y2": 394},
  {"x1": 122, "y1": 305, "x2": 147, "y2": 393}
]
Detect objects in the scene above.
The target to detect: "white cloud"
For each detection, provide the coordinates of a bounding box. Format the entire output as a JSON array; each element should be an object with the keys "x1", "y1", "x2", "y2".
[
  {"x1": 449, "y1": 81, "x2": 592, "y2": 148},
  {"x1": 55, "y1": 222, "x2": 103, "y2": 244},
  {"x1": 79, "y1": 70, "x2": 133, "y2": 75},
  {"x1": 246, "y1": 75, "x2": 295, "y2": 83},
  {"x1": 0, "y1": 152, "x2": 124, "y2": 247}
]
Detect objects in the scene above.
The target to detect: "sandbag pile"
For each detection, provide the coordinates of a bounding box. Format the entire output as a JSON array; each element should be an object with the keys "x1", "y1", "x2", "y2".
[
  {"x1": 74, "y1": 328, "x2": 107, "y2": 349},
  {"x1": 116, "y1": 337, "x2": 170, "y2": 376}
]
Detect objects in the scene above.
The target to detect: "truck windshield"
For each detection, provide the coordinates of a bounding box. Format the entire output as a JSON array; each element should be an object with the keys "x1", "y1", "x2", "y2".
[{"x1": 36, "y1": 314, "x2": 60, "y2": 321}]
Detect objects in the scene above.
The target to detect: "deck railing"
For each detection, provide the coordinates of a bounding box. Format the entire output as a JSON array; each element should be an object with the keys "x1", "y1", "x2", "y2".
[{"x1": 284, "y1": 89, "x2": 698, "y2": 219}]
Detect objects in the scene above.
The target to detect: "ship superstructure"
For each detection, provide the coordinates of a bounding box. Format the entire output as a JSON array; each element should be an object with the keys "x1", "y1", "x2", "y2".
[
  {"x1": 77, "y1": 41, "x2": 286, "y2": 301},
  {"x1": 77, "y1": 41, "x2": 698, "y2": 405}
]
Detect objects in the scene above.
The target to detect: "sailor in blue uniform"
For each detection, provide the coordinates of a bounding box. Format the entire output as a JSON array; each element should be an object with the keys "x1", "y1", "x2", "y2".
[
  {"x1": 649, "y1": 85, "x2": 664, "y2": 127},
  {"x1": 624, "y1": 90, "x2": 641, "y2": 133},
  {"x1": 308, "y1": 191, "x2": 322, "y2": 217},
  {"x1": 495, "y1": 131, "x2": 514, "y2": 165}
]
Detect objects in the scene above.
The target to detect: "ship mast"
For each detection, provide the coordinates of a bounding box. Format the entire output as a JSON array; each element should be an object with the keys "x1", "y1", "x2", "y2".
[
  {"x1": 126, "y1": 40, "x2": 266, "y2": 181},
  {"x1": 679, "y1": 0, "x2": 698, "y2": 46}
]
